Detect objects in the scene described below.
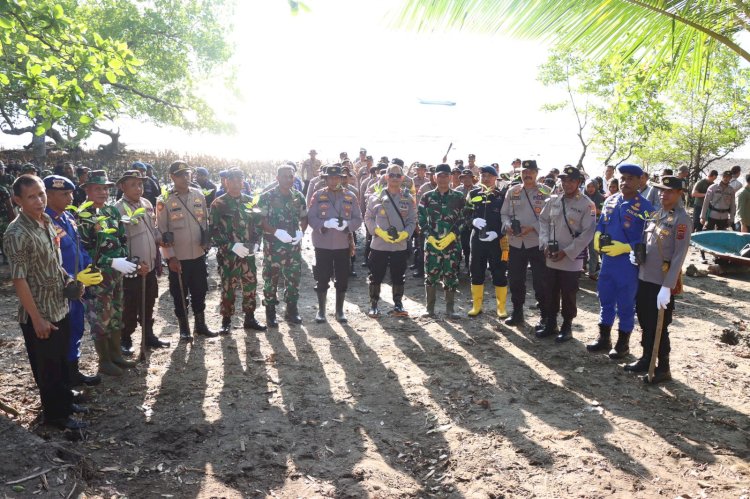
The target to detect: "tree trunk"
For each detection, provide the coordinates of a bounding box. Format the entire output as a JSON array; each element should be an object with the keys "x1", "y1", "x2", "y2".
[
  {"x1": 94, "y1": 127, "x2": 122, "y2": 159},
  {"x1": 31, "y1": 131, "x2": 46, "y2": 165}
]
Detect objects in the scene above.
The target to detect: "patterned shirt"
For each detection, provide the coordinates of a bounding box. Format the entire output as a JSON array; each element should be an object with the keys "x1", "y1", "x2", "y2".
[
  {"x1": 418, "y1": 188, "x2": 466, "y2": 238},
  {"x1": 77, "y1": 204, "x2": 128, "y2": 271},
  {"x1": 3, "y1": 211, "x2": 71, "y2": 324},
  {"x1": 210, "y1": 192, "x2": 262, "y2": 253},
  {"x1": 258, "y1": 186, "x2": 307, "y2": 244}
]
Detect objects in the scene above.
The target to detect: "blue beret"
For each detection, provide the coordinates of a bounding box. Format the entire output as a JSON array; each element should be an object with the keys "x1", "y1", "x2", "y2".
[
  {"x1": 196, "y1": 167, "x2": 209, "y2": 176},
  {"x1": 219, "y1": 170, "x2": 228, "y2": 178},
  {"x1": 479, "y1": 165, "x2": 498, "y2": 176},
  {"x1": 131, "y1": 161, "x2": 147, "y2": 170},
  {"x1": 43, "y1": 175, "x2": 76, "y2": 191},
  {"x1": 617, "y1": 163, "x2": 643, "y2": 177}
]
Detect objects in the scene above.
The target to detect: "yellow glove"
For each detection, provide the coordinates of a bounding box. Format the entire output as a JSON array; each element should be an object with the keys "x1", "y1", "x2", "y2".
[
  {"x1": 426, "y1": 235, "x2": 441, "y2": 250},
  {"x1": 435, "y1": 232, "x2": 457, "y2": 250},
  {"x1": 600, "y1": 240, "x2": 631, "y2": 257},
  {"x1": 593, "y1": 231, "x2": 601, "y2": 253},
  {"x1": 394, "y1": 231, "x2": 409, "y2": 243},
  {"x1": 374, "y1": 226, "x2": 395, "y2": 242},
  {"x1": 76, "y1": 265, "x2": 103, "y2": 286}
]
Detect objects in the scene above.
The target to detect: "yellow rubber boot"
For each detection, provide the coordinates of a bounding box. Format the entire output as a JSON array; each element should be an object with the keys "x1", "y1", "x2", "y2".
[
  {"x1": 495, "y1": 286, "x2": 508, "y2": 318},
  {"x1": 467, "y1": 284, "x2": 484, "y2": 317}
]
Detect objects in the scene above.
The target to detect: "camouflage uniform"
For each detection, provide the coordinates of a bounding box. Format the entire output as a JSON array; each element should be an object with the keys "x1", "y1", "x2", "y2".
[
  {"x1": 78, "y1": 204, "x2": 128, "y2": 341},
  {"x1": 210, "y1": 192, "x2": 262, "y2": 317},
  {"x1": 0, "y1": 184, "x2": 13, "y2": 249},
  {"x1": 259, "y1": 186, "x2": 307, "y2": 306},
  {"x1": 418, "y1": 189, "x2": 466, "y2": 291}
]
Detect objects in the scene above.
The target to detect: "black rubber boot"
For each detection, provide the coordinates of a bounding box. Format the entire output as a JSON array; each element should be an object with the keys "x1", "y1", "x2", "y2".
[
  {"x1": 145, "y1": 320, "x2": 170, "y2": 348},
  {"x1": 504, "y1": 308, "x2": 524, "y2": 326},
  {"x1": 177, "y1": 315, "x2": 192, "y2": 341},
  {"x1": 121, "y1": 333, "x2": 135, "y2": 356},
  {"x1": 391, "y1": 284, "x2": 408, "y2": 316},
  {"x1": 643, "y1": 357, "x2": 671, "y2": 384},
  {"x1": 194, "y1": 311, "x2": 219, "y2": 338},
  {"x1": 609, "y1": 330, "x2": 630, "y2": 359},
  {"x1": 285, "y1": 302, "x2": 303, "y2": 324},
  {"x1": 243, "y1": 311, "x2": 267, "y2": 331},
  {"x1": 367, "y1": 284, "x2": 380, "y2": 318},
  {"x1": 536, "y1": 316, "x2": 558, "y2": 338},
  {"x1": 315, "y1": 291, "x2": 327, "y2": 323},
  {"x1": 534, "y1": 315, "x2": 548, "y2": 334},
  {"x1": 69, "y1": 360, "x2": 101, "y2": 387},
  {"x1": 219, "y1": 316, "x2": 232, "y2": 335},
  {"x1": 624, "y1": 357, "x2": 650, "y2": 373},
  {"x1": 587, "y1": 324, "x2": 612, "y2": 352},
  {"x1": 555, "y1": 319, "x2": 573, "y2": 343},
  {"x1": 445, "y1": 290, "x2": 461, "y2": 319},
  {"x1": 335, "y1": 291, "x2": 348, "y2": 323},
  {"x1": 422, "y1": 285, "x2": 436, "y2": 317},
  {"x1": 266, "y1": 305, "x2": 278, "y2": 328}
]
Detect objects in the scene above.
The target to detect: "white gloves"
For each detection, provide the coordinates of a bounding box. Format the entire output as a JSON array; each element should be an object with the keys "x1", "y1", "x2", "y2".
[
  {"x1": 472, "y1": 218, "x2": 487, "y2": 230},
  {"x1": 111, "y1": 257, "x2": 137, "y2": 274},
  {"x1": 334, "y1": 219, "x2": 348, "y2": 231},
  {"x1": 231, "y1": 242, "x2": 250, "y2": 258},
  {"x1": 324, "y1": 218, "x2": 339, "y2": 229},
  {"x1": 479, "y1": 231, "x2": 498, "y2": 242},
  {"x1": 629, "y1": 250, "x2": 638, "y2": 266},
  {"x1": 274, "y1": 229, "x2": 293, "y2": 243},
  {"x1": 291, "y1": 230, "x2": 304, "y2": 245},
  {"x1": 656, "y1": 286, "x2": 671, "y2": 310}
]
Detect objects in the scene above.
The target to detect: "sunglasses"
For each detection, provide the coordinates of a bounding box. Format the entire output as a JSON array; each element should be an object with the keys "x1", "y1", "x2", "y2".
[{"x1": 388, "y1": 173, "x2": 403, "y2": 179}]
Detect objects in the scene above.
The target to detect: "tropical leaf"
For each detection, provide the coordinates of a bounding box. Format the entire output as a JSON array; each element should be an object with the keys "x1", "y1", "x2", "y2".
[
  {"x1": 161, "y1": 186, "x2": 170, "y2": 201},
  {"x1": 102, "y1": 228, "x2": 116, "y2": 234}
]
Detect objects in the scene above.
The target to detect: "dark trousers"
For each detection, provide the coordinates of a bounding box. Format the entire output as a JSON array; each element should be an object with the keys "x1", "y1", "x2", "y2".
[
  {"x1": 692, "y1": 205, "x2": 703, "y2": 232},
  {"x1": 413, "y1": 232, "x2": 424, "y2": 268},
  {"x1": 21, "y1": 316, "x2": 73, "y2": 422},
  {"x1": 544, "y1": 266, "x2": 580, "y2": 321},
  {"x1": 460, "y1": 228, "x2": 471, "y2": 268},
  {"x1": 635, "y1": 279, "x2": 674, "y2": 362},
  {"x1": 363, "y1": 229, "x2": 373, "y2": 265},
  {"x1": 507, "y1": 245, "x2": 546, "y2": 309},
  {"x1": 67, "y1": 300, "x2": 84, "y2": 362},
  {"x1": 314, "y1": 248, "x2": 350, "y2": 292},
  {"x1": 469, "y1": 238, "x2": 508, "y2": 286},
  {"x1": 123, "y1": 269, "x2": 158, "y2": 337},
  {"x1": 704, "y1": 218, "x2": 729, "y2": 231},
  {"x1": 368, "y1": 249, "x2": 408, "y2": 285},
  {"x1": 168, "y1": 256, "x2": 208, "y2": 317}
]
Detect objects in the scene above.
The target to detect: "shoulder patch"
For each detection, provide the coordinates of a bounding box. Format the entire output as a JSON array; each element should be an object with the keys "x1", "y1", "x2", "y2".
[{"x1": 676, "y1": 224, "x2": 687, "y2": 240}]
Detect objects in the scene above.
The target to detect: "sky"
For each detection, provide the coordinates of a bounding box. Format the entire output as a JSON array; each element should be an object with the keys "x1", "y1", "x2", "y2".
[{"x1": 2, "y1": 0, "x2": 749, "y2": 174}]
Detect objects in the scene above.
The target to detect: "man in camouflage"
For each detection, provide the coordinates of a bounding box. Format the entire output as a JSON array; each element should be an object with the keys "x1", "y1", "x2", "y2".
[
  {"x1": 210, "y1": 168, "x2": 266, "y2": 334},
  {"x1": 259, "y1": 164, "x2": 308, "y2": 327},
  {"x1": 418, "y1": 163, "x2": 466, "y2": 319},
  {"x1": 78, "y1": 171, "x2": 138, "y2": 376},
  {"x1": 0, "y1": 168, "x2": 14, "y2": 264}
]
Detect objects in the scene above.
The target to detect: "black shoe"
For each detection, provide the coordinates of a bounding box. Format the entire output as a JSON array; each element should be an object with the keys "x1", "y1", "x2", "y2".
[
  {"x1": 194, "y1": 312, "x2": 219, "y2": 338},
  {"x1": 146, "y1": 335, "x2": 170, "y2": 348},
  {"x1": 555, "y1": 320, "x2": 573, "y2": 343},
  {"x1": 285, "y1": 303, "x2": 303, "y2": 324},
  {"x1": 367, "y1": 303, "x2": 380, "y2": 318},
  {"x1": 220, "y1": 316, "x2": 232, "y2": 335},
  {"x1": 177, "y1": 316, "x2": 192, "y2": 342},
  {"x1": 120, "y1": 335, "x2": 134, "y2": 357},
  {"x1": 243, "y1": 313, "x2": 267, "y2": 331},
  {"x1": 642, "y1": 369, "x2": 672, "y2": 384},
  {"x1": 624, "y1": 357, "x2": 650, "y2": 373},
  {"x1": 409, "y1": 263, "x2": 417, "y2": 270},
  {"x1": 71, "y1": 389, "x2": 89, "y2": 404},
  {"x1": 360, "y1": 261, "x2": 368, "y2": 268},
  {"x1": 69, "y1": 360, "x2": 101, "y2": 387},
  {"x1": 70, "y1": 403, "x2": 89, "y2": 415},
  {"x1": 412, "y1": 270, "x2": 424, "y2": 278},
  {"x1": 77, "y1": 371, "x2": 101, "y2": 386},
  {"x1": 533, "y1": 316, "x2": 547, "y2": 333},
  {"x1": 504, "y1": 309, "x2": 524, "y2": 326},
  {"x1": 586, "y1": 324, "x2": 612, "y2": 352},
  {"x1": 608, "y1": 331, "x2": 631, "y2": 359},
  {"x1": 536, "y1": 318, "x2": 558, "y2": 338},
  {"x1": 266, "y1": 305, "x2": 279, "y2": 328},
  {"x1": 350, "y1": 270, "x2": 358, "y2": 277},
  {"x1": 46, "y1": 417, "x2": 88, "y2": 431}
]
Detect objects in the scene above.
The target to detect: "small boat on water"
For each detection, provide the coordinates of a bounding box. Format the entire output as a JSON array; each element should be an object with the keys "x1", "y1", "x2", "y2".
[{"x1": 690, "y1": 230, "x2": 750, "y2": 265}]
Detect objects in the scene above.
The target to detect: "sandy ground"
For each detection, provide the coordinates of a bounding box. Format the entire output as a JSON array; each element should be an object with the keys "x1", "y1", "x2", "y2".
[{"x1": 0, "y1": 235, "x2": 749, "y2": 498}]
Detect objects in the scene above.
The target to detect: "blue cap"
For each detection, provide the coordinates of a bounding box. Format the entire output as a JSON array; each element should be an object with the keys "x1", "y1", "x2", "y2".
[
  {"x1": 131, "y1": 161, "x2": 147, "y2": 171},
  {"x1": 43, "y1": 175, "x2": 76, "y2": 191},
  {"x1": 479, "y1": 165, "x2": 498, "y2": 176},
  {"x1": 219, "y1": 170, "x2": 228, "y2": 178},
  {"x1": 196, "y1": 167, "x2": 209, "y2": 176},
  {"x1": 618, "y1": 163, "x2": 644, "y2": 177}
]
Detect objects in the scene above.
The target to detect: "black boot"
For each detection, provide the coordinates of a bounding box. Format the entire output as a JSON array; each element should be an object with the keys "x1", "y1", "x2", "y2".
[
  {"x1": 445, "y1": 290, "x2": 460, "y2": 319},
  {"x1": 534, "y1": 314, "x2": 548, "y2": 334},
  {"x1": 555, "y1": 319, "x2": 573, "y2": 343},
  {"x1": 145, "y1": 320, "x2": 170, "y2": 348},
  {"x1": 177, "y1": 315, "x2": 192, "y2": 341},
  {"x1": 219, "y1": 316, "x2": 232, "y2": 335},
  {"x1": 412, "y1": 268, "x2": 424, "y2": 278},
  {"x1": 69, "y1": 360, "x2": 101, "y2": 387},
  {"x1": 422, "y1": 285, "x2": 436, "y2": 317},
  {"x1": 243, "y1": 311, "x2": 267, "y2": 331},
  {"x1": 609, "y1": 330, "x2": 630, "y2": 359},
  {"x1": 315, "y1": 291, "x2": 327, "y2": 323},
  {"x1": 504, "y1": 308, "x2": 524, "y2": 326},
  {"x1": 624, "y1": 357, "x2": 650, "y2": 373},
  {"x1": 194, "y1": 311, "x2": 219, "y2": 338},
  {"x1": 121, "y1": 333, "x2": 134, "y2": 356},
  {"x1": 536, "y1": 316, "x2": 558, "y2": 338},
  {"x1": 285, "y1": 302, "x2": 303, "y2": 324},
  {"x1": 367, "y1": 284, "x2": 380, "y2": 318},
  {"x1": 335, "y1": 291, "x2": 348, "y2": 323},
  {"x1": 643, "y1": 357, "x2": 671, "y2": 384},
  {"x1": 391, "y1": 284, "x2": 408, "y2": 316},
  {"x1": 266, "y1": 305, "x2": 278, "y2": 328},
  {"x1": 586, "y1": 324, "x2": 612, "y2": 352}
]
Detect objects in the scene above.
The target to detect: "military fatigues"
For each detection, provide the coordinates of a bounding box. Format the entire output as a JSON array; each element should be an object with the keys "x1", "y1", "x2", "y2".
[
  {"x1": 210, "y1": 193, "x2": 262, "y2": 317},
  {"x1": 500, "y1": 184, "x2": 550, "y2": 319},
  {"x1": 634, "y1": 206, "x2": 692, "y2": 378},
  {"x1": 308, "y1": 188, "x2": 362, "y2": 293},
  {"x1": 78, "y1": 204, "x2": 128, "y2": 341},
  {"x1": 0, "y1": 184, "x2": 14, "y2": 262},
  {"x1": 700, "y1": 182, "x2": 736, "y2": 230},
  {"x1": 259, "y1": 187, "x2": 307, "y2": 306},
  {"x1": 114, "y1": 195, "x2": 160, "y2": 346},
  {"x1": 156, "y1": 188, "x2": 211, "y2": 319},
  {"x1": 538, "y1": 192, "x2": 596, "y2": 330},
  {"x1": 418, "y1": 188, "x2": 466, "y2": 291}
]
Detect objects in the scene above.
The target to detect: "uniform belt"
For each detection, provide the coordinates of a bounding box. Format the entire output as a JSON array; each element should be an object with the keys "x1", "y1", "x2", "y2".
[{"x1": 709, "y1": 204, "x2": 730, "y2": 213}]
